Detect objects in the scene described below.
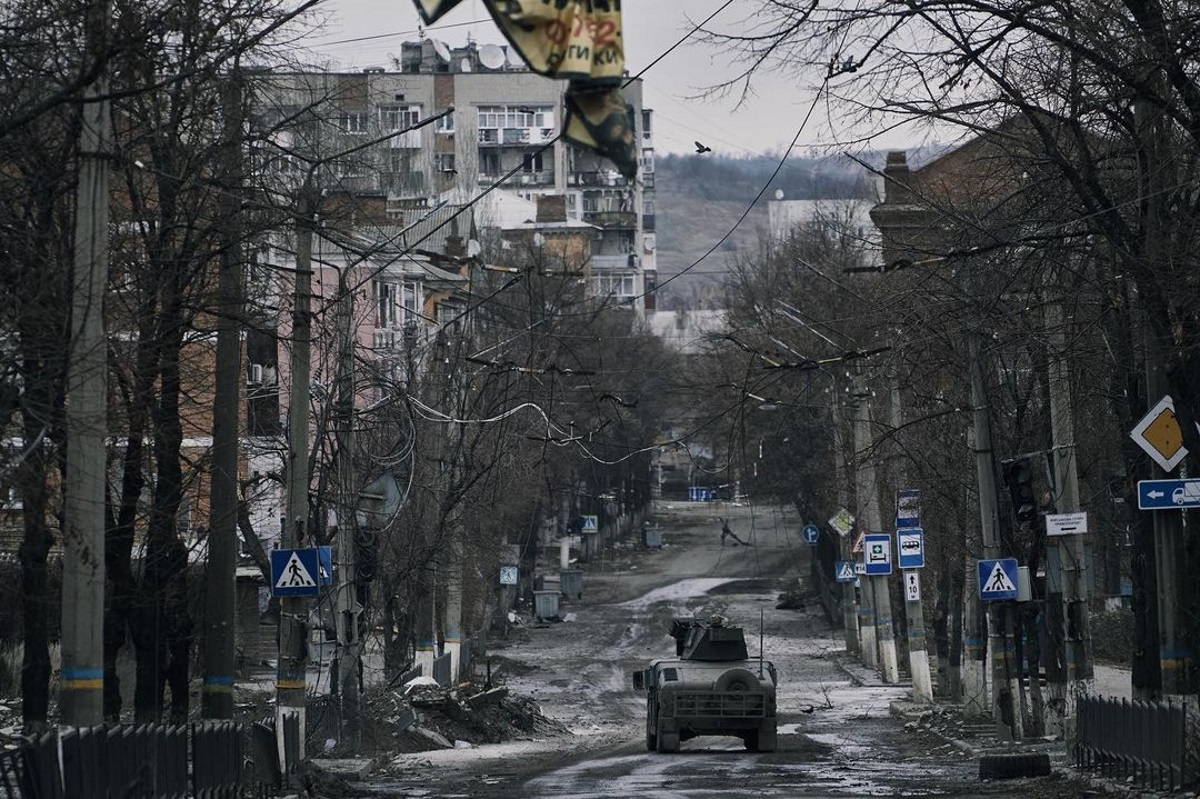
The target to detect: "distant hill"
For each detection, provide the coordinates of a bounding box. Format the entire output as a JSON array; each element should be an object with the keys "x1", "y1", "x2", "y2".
[{"x1": 651, "y1": 153, "x2": 879, "y2": 309}]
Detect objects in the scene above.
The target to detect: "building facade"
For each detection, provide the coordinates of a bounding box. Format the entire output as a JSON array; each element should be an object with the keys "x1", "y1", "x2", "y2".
[{"x1": 253, "y1": 38, "x2": 657, "y2": 312}]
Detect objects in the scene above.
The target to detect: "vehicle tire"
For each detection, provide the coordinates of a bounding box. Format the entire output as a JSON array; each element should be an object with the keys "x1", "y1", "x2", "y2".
[
  {"x1": 714, "y1": 668, "x2": 758, "y2": 693},
  {"x1": 977, "y1": 752, "x2": 1051, "y2": 780},
  {"x1": 744, "y1": 730, "x2": 759, "y2": 752},
  {"x1": 645, "y1": 728, "x2": 657, "y2": 751},
  {"x1": 754, "y1": 725, "x2": 777, "y2": 753}
]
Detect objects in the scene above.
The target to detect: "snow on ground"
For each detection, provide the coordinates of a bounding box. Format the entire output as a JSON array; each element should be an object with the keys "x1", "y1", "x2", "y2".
[{"x1": 614, "y1": 578, "x2": 736, "y2": 609}]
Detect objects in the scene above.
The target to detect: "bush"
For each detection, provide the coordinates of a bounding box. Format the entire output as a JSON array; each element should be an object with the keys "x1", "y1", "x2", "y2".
[{"x1": 1089, "y1": 607, "x2": 1135, "y2": 665}]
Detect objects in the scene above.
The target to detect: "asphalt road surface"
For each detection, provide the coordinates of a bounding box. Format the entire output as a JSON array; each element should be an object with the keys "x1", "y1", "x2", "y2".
[{"x1": 362, "y1": 501, "x2": 1119, "y2": 799}]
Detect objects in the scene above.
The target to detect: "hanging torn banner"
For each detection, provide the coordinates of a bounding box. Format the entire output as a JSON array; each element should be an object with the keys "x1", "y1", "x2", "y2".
[{"x1": 411, "y1": 0, "x2": 637, "y2": 179}]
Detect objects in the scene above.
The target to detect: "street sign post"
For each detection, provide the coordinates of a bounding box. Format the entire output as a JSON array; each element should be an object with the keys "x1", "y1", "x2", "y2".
[
  {"x1": 1138, "y1": 479, "x2": 1200, "y2": 510},
  {"x1": 499, "y1": 565, "x2": 518, "y2": 585},
  {"x1": 803, "y1": 524, "x2": 820, "y2": 545},
  {"x1": 863, "y1": 533, "x2": 893, "y2": 575},
  {"x1": 316, "y1": 545, "x2": 333, "y2": 585},
  {"x1": 1046, "y1": 512, "x2": 1089, "y2": 535},
  {"x1": 896, "y1": 528, "x2": 925, "y2": 569},
  {"x1": 271, "y1": 548, "x2": 320, "y2": 597},
  {"x1": 977, "y1": 558, "x2": 1019, "y2": 601},
  {"x1": 835, "y1": 561, "x2": 856, "y2": 583},
  {"x1": 904, "y1": 571, "x2": 921, "y2": 602},
  {"x1": 896, "y1": 488, "x2": 920, "y2": 528},
  {"x1": 1130, "y1": 394, "x2": 1192, "y2": 472},
  {"x1": 829, "y1": 508, "x2": 855, "y2": 537}
]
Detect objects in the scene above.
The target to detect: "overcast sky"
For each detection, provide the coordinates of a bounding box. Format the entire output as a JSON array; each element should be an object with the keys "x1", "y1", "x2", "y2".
[{"x1": 302, "y1": 1, "x2": 924, "y2": 158}]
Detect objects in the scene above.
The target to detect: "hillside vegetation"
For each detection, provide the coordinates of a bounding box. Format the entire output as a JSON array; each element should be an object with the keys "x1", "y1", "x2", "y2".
[{"x1": 653, "y1": 153, "x2": 878, "y2": 309}]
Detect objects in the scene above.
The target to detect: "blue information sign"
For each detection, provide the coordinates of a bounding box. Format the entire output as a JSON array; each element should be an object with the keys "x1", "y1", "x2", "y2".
[
  {"x1": 896, "y1": 488, "x2": 921, "y2": 528},
  {"x1": 863, "y1": 533, "x2": 893, "y2": 575},
  {"x1": 270, "y1": 548, "x2": 320, "y2": 597},
  {"x1": 896, "y1": 528, "x2": 925, "y2": 569},
  {"x1": 1138, "y1": 479, "x2": 1200, "y2": 510},
  {"x1": 977, "y1": 558, "x2": 1019, "y2": 601},
  {"x1": 803, "y1": 524, "x2": 820, "y2": 545},
  {"x1": 316, "y1": 545, "x2": 333, "y2": 586}
]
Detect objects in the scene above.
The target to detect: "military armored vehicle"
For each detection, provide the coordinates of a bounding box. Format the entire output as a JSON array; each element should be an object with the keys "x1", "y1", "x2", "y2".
[{"x1": 632, "y1": 618, "x2": 778, "y2": 753}]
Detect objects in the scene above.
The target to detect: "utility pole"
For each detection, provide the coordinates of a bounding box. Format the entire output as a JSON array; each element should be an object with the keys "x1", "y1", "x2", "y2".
[
  {"x1": 852, "y1": 376, "x2": 899, "y2": 682},
  {"x1": 438, "y1": 333, "x2": 465, "y2": 682},
  {"x1": 202, "y1": 74, "x2": 245, "y2": 720},
  {"x1": 892, "y1": 380, "x2": 933, "y2": 703},
  {"x1": 830, "y1": 376, "x2": 859, "y2": 655},
  {"x1": 968, "y1": 315, "x2": 1022, "y2": 739},
  {"x1": 61, "y1": 0, "x2": 110, "y2": 728},
  {"x1": 333, "y1": 267, "x2": 361, "y2": 747},
  {"x1": 1139, "y1": 83, "x2": 1189, "y2": 699},
  {"x1": 1044, "y1": 268, "x2": 1093, "y2": 737},
  {"x1": 278, "y1": 181, "x2": 315, "y2": 753}
]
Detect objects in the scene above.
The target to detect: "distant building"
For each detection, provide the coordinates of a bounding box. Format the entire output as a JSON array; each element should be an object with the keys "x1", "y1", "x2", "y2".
[{"x1": 251, "y1": 38, "x2": 657, "y2": 312}]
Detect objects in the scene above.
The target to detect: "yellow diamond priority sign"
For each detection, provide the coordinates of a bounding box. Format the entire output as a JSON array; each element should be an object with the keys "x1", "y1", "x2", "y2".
[{"x1": 1130, "y1": 395, "x2": 1189, "y2": 472}]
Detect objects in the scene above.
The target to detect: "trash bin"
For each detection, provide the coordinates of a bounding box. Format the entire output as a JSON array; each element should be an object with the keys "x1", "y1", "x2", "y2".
[
  {"x1": 560, "y1": 568, "x2": 583, "y2": 599},
  {"x1": 643, "y1": 525, "x2": 663, "y2": 548},
  {"x1": 533, "y1": 589, "x2": 560, "y2": 621}
]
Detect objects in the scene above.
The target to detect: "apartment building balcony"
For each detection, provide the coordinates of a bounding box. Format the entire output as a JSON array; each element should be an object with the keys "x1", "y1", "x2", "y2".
[
  {"x1": 590, "y1": 254, "x2": 636, "y2": 272},
  {"x1": 383, "y1": 171, "x2": 428, "y2": 196},
  {"x1": 569, "y1": 170, "x2": 628, "y2": 188},
  {"x1": 479, "y1": 170, "x2": 556, "y2": 188},
  {"x1": 583, "y1": 210, "x2": 637, "y2": 229},
  {"x1": 478, "y1": 127, "x2": 555, "y2": 146},
  {"x1": 386, "y1": 129, "x2": 423, "y2": 149}
]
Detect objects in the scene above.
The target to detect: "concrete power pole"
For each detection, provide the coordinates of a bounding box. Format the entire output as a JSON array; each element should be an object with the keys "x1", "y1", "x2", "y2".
[
  {"x1": 967, "y1": 322, "x2": 1023, "y2": 739},
  {"x1": 830, "y1": 377, "x2": 859, "y2": 655},
  {"x1": 61, "y1": 0, "x2": 111, "y2": 728},
  {"x1": 852, "y1": 376, "x2": 899, "y2": 682},
  {"x1": 278, "y1": 183, "x2": 316, "y2": 752},
  {"x1": 1139, "y1": 85, "x2": 1189, "y2": 700},
  {"x1": 892, "y1": 380, "x2": 933, "y2": 703},
  {"x1": 333, "y1": 267, "x2": 361, "y2": 748},
  {"x1": 202, "y1": 74, "x2": 245, "y2": 720},
  {"x1": 1044, "y1": 273, "x2": 1094, "y2": 738}
]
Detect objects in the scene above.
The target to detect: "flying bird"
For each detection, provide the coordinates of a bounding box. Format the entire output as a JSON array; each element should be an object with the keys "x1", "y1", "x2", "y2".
[{"x1": 694, "y1": 141, "x2": 712, "y2": 154}]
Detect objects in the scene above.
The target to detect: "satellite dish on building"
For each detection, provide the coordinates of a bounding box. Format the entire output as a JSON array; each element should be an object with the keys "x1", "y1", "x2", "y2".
[
  {"x1": 467, "y1": 239, "x2": 481, "y2": 257},
  {"x1": 479, "y1": 44, "x2": 505, "y2": 70},
  {"x1": 774, "y1": 188, "x2": 785, "y2": 200},
  {"x1": 460, "y1": 57, "x2": 473, "y2": 72},
  {"x1": 432, "y1": 39, "x2": 451, "y2": 62}
]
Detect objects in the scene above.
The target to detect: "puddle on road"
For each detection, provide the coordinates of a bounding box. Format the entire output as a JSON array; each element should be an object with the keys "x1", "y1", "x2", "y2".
[{"x1": 616, "y1": 578, "x2": 736, "y2": 609}]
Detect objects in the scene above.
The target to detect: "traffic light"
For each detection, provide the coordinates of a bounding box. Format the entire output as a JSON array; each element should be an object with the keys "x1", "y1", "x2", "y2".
[{"x1": 1003, "y1": 458, "x2": 1038, "y2": 523}]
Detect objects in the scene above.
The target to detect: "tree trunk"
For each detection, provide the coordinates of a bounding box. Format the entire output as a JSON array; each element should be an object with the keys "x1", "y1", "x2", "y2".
[{"x1": 18, "y1": 408, "x2": 54, "y2": 731}]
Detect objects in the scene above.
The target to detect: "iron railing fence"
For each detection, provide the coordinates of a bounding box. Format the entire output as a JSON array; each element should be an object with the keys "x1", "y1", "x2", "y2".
[
  {"x1": 0, "y1": 719, "x2": 290, "y2": 799},
  {"x1": 1075, "y1": 694, "x2": 1188, "y2": 792}
]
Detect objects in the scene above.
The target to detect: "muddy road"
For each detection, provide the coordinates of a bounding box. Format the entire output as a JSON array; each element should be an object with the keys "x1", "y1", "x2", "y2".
[{"x1": 361, "y1": 501, "x2": 1117, "y2": 798}]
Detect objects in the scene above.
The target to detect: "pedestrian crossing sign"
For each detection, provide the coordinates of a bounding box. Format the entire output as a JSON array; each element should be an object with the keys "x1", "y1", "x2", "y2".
[
  {"x1": 580, "y1": 515, "x2": 599, "y2": 533},
  {"x1": 977, "y1": 558, "x2": 1019, "y2": 601},
  {"x1": 835, "y1": 561, "x2": 856, "y2": 583},
  {"x1": 271, "y1": 548, "x2": 320, "y2": 597}
]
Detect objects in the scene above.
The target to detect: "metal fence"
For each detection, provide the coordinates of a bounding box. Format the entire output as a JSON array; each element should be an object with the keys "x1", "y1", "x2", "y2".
[
  {"x1": 1075, "y1": 695, "x2": 1188, "y2": 791},
  {"x1": 0, "y1": 720, "x2": 290, "y2": 798},
  {"x1": 432, "y1": 653, "x2": 452, "y2": 687}
]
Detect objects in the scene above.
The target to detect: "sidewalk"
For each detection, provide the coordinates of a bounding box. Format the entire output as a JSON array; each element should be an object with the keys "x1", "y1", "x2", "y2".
[{"x1": 836, "y1": 656, "x2": 1162, "y2": 796}]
